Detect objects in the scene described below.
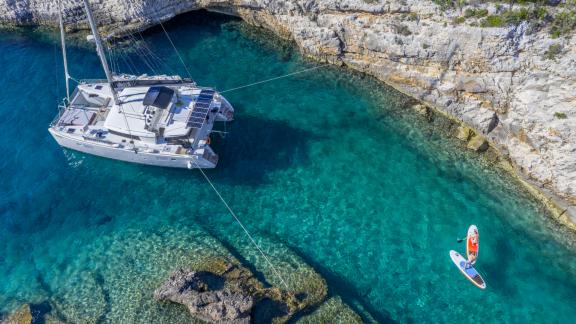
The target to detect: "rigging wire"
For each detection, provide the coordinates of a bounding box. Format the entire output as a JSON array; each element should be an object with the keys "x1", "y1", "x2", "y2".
[
  {"x1": 119, "y1": 48, "x2": 138, "y2": 75},
  {"x1": 125, "y1": 33, "x2": 158, "y2": 75},
  {"x1": 123, "y1": 0, "x2": 176, "y2": 75},
  {"x1": 160, "y1": 22, "x2": 193, "y2": 80},
  {"x1": 220, "y1": 64, "x2": 330, "y2": 94},
  {"x1": 191, "y1": 159, "x2": 289, "y2": 290},
  {"x1": 107, "y1": 40, "x2": 120, "y2": 75},
  {"x1": 134, "y1": 30, "x2": 176, "y2": 75},
  {"x1": 53, "y1": 40, "x2": 62, "y2": 103}
]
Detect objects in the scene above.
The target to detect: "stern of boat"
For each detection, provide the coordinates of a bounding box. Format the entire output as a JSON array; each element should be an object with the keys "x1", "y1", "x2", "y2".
[{"x1": 216, "y1": 95, "x2": 234, "y2": 122}]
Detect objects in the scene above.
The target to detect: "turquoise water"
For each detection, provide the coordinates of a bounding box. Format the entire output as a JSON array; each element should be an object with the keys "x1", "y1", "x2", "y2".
[{"x1": 1, "y1": 11, "x2": 576, "y2": 323}]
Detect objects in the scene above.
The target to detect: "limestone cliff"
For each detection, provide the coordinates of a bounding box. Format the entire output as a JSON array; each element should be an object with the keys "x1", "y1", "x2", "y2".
[{"x1": 1, "y1": 0, "x2": 574, "y2": 208}]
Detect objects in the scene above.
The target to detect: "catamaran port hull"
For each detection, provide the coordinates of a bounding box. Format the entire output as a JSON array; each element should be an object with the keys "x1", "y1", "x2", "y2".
[{"x1": 49, "y1": 129, "x2": 217, "y2": 169}]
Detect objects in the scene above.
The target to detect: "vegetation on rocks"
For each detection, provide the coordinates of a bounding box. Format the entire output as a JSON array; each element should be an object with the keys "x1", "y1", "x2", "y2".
[
  {"x1": 393, "y1": 23, "x2": 413, "y2": 36},
  {"x1": 550, "y1": 10, "x2": 576, "y2": 37},
  {"x1": 544, "y1": 44, "x2": 563, "y2": 60},
  {"x1": 479, "y1": 7, "x2": 548, "y2": 27},
  {"x1": 439, "y1": 0, "x2": 576, "y2": 37},
  {"x1": 464, "y1": 7, "x2": 489, "y2": 18},
  {"x1": 480, "y1": 14, "x2": 505, "y2": 27},
  {"x1": 554, "y1": 112, "x2": 568, "y2": 119}
]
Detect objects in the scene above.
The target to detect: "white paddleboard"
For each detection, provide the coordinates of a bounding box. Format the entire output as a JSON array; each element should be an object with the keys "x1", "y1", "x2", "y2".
[
  {"x1": 450, "y1": 250, "x2": 486, "y2": 289},
  {"x1": 466, "y1": 225, "x2": 479, "y2": 262}
]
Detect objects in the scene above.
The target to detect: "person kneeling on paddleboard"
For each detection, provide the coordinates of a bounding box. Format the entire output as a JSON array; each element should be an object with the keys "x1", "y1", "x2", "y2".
[{"x1": 467, "y1": 233, "x2": 479, "y2": 267}]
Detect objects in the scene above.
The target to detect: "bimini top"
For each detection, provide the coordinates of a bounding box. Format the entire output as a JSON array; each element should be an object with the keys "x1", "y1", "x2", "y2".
[{"x1": 143, "y1": 86, "x2": 174, "y2": 109}]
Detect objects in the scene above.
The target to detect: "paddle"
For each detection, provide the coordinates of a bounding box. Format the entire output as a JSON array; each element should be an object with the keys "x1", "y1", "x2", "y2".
[{"x1": 458, "y1": 233, "x2": 478, "y2": 243}]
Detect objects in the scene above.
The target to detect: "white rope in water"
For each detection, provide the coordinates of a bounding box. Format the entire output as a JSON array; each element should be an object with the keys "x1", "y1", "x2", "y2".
[
  {"x1": 160, "y1": 22, "x2": 194, "y2": 81},
  {"x1": 220, "y1": 64, "x2": 330, "y2": 94},
  {"x1": 192, "y1": 160, "x2": 289, "y2": 289},
  {"x1": 185, "y1": 67, "x2": 332, "y2": 287}
]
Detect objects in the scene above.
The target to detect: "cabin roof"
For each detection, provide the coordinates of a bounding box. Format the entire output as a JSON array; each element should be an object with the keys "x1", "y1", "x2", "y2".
[{"x1": 143, "y1": 86, "x2": 174, "y2": 110}]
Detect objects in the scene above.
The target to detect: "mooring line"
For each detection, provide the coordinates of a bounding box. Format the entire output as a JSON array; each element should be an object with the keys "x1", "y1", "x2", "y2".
[
  {"x1": 191, "y1": 65, "x2": 332, "y2": 290},
  {"x1": 220, "y1": 64, "x2": 330, "y2": 94},
  {"x1": 192, "y1": 161, "x2": 289, "y2": 289}
]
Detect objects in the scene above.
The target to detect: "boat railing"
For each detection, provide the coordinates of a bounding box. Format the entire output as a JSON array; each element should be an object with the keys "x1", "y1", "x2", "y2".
[
  {"x1": 50, "y1": 102, "x2": 67, "y2": 127},
  {"x1": 79, "y1": 79, "x2": 108, "y2": 84},
  {"x1": 70, "y1": 87, "x2": 79, "y2": 101}
]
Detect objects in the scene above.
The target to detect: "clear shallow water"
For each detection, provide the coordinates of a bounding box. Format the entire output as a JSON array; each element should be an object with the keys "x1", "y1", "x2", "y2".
[{"x1": 1, "y1": 11, "x2": 576, "y2": 323}]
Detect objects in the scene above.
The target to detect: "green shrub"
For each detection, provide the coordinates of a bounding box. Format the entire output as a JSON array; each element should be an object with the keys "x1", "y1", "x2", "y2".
[
  {"x1": 481, "y1": 15, "x2": 505, "y2": 27},
  {"x1": 535, "y1": 7, "x2": 548, "y2": 20},
  {"x1": 480, "y1": 7, "x2": 550, "y2": 28},
  {"x1": 550, "y1": 11, "x2": 576, "y2": 38},
  {"x1": 554, "y1": 112, "x2": 567, "y2": 119},
  {"x1": 505, "y1": 8, "x2": 530, "y2": 25},
  {"x1": 454, "y1": 16, "x2": 466, "y2": 24},
  {"x1": 544, "y1": 44, "x2": 562, "y2": 60},
  {"x1": 394, "y1": 24, "x2": 412, "y2": 36},
  {"x1": 407, "y1": 12, "x2": 419, "y2": 21},
  {"x1": 465, "y1": 8, "x2": 489, "y2": 18},
  {"x1": 476, "y1": 9, "x2": 489, "y2": 18},
  {"x1": 433, "y1": 0, "x2": 456, "y2": 10}
]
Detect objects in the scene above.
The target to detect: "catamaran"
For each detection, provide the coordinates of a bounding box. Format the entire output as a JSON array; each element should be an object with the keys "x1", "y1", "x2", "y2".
[{"x1": 49, "y1": 0, "x2": 234, "y2": 169}]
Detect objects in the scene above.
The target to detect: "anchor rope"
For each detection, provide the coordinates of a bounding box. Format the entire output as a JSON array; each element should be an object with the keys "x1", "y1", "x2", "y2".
[
  {"x1": 158, "y1": 64, "x2": 330, "y2": 134},
  {"x1": 220, "y1": 64, "x2": 329, "y2": 94},
  {"x1": 192, "y1": 160, "x2": 290, "y2": 290}
]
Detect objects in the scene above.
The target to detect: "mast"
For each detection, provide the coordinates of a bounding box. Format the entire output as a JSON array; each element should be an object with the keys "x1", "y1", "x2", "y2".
[
  {"x1": 57, "y1": 0, "x2": 70, "y2": 103},
  {"x1": 81, "y1": 0, "x2": 117, "y2": 104}
]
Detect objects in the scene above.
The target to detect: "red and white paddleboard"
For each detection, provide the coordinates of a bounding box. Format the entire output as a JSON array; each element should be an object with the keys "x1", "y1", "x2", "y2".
[{"x1": 466, "y1": 225, "x2": 479, "y2": 263}]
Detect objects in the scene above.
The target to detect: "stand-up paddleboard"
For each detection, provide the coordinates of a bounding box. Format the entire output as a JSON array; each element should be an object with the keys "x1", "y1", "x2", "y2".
[
  {"x1": 466, "y1": 225, "x2": 479, "y2": 264},
  {"x1": 450, "y1": 250, "x2": 486, "y2": 289}
]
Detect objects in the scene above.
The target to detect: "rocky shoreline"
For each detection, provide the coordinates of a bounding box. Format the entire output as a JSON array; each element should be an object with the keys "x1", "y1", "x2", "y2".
[{"x1": 0, "y1": 0, "x2": 574, "y2": 220}]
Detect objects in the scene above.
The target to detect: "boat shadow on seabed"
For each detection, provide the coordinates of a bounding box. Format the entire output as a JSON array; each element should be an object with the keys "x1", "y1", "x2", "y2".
[{"x1": 205, "y1": 111, "x2": 321, "y2": 186}]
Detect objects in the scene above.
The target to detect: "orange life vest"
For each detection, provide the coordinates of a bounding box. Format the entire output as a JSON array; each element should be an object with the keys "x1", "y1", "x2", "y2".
[{"x1": 468, "y1": 239, "x2": 478, "y2": 254}]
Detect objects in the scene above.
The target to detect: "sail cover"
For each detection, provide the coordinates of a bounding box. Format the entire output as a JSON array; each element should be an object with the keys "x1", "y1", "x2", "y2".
[{"x1": 143, "y1": 86, "x2": 174, "y2": 109}]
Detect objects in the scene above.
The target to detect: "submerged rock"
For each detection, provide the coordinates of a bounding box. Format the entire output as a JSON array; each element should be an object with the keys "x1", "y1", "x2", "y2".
[
  {"x1": 411, "y1": 104, "x2": 429, "y2": 116},
  {"x1": 467, "y1": 135, "x2": 489, "y2": 152},
  {"x1": 456, "y1": 125, "x2": 473, "y2": 142},
  {"x1": 155, "y1": 259, "x2": 336, "y2": 323},
  {"x1": 154, "y1": 269, "x2": 254, "y2": 323},
  {"x1": 297, "y1": 296, "x2": 362, "y2": 323},
  {"x1": 0, "y1": 305, "x2": 33, "y2": 324},
  {"x1": 0, "y1": 302, "x2": 58, "y2": 324}
]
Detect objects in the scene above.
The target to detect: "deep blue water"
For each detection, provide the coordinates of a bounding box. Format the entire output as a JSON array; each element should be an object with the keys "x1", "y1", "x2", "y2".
[{"x1": 1, "y1": 11, "x2": 576, "y2": 323}]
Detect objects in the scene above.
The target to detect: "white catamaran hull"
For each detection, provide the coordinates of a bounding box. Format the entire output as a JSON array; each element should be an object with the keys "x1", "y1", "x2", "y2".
[{"x1": 49, "y1": 129, "x2": 216, "y2": 169}]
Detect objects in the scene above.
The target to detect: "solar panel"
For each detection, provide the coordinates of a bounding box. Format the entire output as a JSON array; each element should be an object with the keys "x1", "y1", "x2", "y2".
[{"x1": 187, "y1": 89, "x2": 215, "y2": 129}]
